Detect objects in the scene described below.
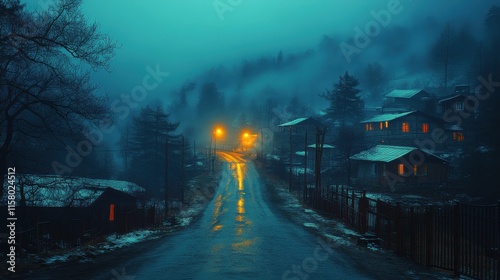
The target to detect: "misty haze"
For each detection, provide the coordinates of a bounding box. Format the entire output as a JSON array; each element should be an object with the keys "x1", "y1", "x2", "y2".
[{"x1": 1, "y1": 1, "x2": 499, "y2": 279}]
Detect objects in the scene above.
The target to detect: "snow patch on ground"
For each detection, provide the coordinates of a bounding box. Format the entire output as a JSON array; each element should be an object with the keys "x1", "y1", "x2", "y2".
[
  {"x1": 322, "y1": 233, "x2": 350, "y2": 246},
  {"x1": 303, "y1": 222, "x2": 319, "y2": 229},
  {"x1": 333, "y1": 223, "x2": 359, "y2": 237},
  {"x1": 44, "y1": 229, "x2": 159, "y2": 265}
]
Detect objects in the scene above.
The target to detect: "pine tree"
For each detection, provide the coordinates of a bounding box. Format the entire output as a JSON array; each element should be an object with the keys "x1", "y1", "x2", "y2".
[
  {"x1": 128, "y1": 105, "x2": 179, "y2": 195},
  {"x1": 322, "y1": 71, "x2": 363, "y2": 126}
]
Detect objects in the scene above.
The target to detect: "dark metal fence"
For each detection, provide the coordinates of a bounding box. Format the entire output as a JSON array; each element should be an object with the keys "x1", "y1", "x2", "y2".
[
  {"x1": 2, "y1": 206, "x2": 158, "y2": 254},
  {"x1": 308, "y1": 185, "x2": 499, "y2": 280}
]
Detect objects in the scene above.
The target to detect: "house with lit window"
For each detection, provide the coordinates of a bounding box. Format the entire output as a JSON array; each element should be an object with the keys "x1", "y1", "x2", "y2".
[
  {"x1": 383, "y1": 89, "x2": 435, "y2": 115},
  {"x1": 1, "y1": 175, "x2": 145, "y2": 235},
  {"x1": 360, "y1": 110, "x2": 446, "y2": 148},
  {"x1": 350, "y1": 145, "x2": 448, "y2": 187},
  {"x1": 437, "y1": 88, "x2": 477, "y2": 145}
]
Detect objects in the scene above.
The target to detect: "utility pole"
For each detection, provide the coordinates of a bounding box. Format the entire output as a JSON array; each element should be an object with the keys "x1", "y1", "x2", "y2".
[
  {"x1": 261, "y1": 129, "x2": 264, "y2": 159},
  {"x1": 314, "y1": 127, "x2": 326, "y2": 208},
  {"x1": 303, "y1": 132, "x2": 307, "y2": 203},
  {"x1": 165, "y1": 139, "x2": 169, "y2": 217},
  {"x1": 181, "y1": 135, "x2": 185, "y2": 203},
  {"x1": 289, "y1": 126, "x2": 293, "y2": 192},
  {"x1": 213, "y1": 132, "x2": 216, "y2": 173}
]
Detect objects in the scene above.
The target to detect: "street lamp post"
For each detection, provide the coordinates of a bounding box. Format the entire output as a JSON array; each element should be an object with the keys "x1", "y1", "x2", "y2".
[
  {"x1": 212, "y1": 128, "x2": 222, "y2": 173},
  {"x1": 212, "y1": 131, "x2": 216, "y2": 173}
]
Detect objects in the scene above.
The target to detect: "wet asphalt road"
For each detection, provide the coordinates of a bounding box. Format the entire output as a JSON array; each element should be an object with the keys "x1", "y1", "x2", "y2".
[{"x1": 24, "y1": 152, "x2": 374, "y2": 280}]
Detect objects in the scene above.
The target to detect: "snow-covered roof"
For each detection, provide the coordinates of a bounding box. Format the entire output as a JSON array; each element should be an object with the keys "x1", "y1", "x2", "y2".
[
  {"x1": 278, "y1": 117, "x2": 323, "y2": 127},
  {"x1": 350, "y1": 145, "x2": 447, "y2": 163},
  {"x1": 307, "y1": 144, "x2": 335, "y2": 149},
  {"x1": 444, "y1": 124, "x2": 463, "y2": 131},
  {"x1": 2, "y1": 175, "x2": 145, "y2": 207},
  {"x1": 385, "y1": 89, "x2": 426, "y2": 99},
  {"x1": 360, "y1": 111, "x2": 416, "y2": 123},
  {"x1": 438, "y1": 94, "x2": 465, "y2": 103}
]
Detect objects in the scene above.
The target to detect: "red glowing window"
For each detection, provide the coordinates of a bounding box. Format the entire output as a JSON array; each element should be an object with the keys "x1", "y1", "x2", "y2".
[
  {"x1": 109, "y1": 204, "x2": 115, "y2": 221},
  {"x1": 422, "y1": 123, "x2": 429, "y2": 133},
  {"x1": 402, "y1": 122, "x2": 409, "y2": 133}
]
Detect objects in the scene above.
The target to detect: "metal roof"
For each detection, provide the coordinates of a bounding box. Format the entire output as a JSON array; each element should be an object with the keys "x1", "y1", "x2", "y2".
[
  {"x1": 360, "y1": 111, "x2": 416, "y2": 123},
  {"x1": 438, "y1": 94, "x2": 464, "y2": 103},
  {"x1": 385, "y1": 89, "x2": 425, "y2": 99},
  {"x1": 444, "y1": 124, "x2": 464, "y2": 131},
  {"x1": 350, "y1": 145, "x2": 447, "y2": 163},
  {"x1": 278, "y1": 117, "x2": 323, "y2": 127},
  {"x1": 1, "y1": 175, "x2": 145, "y2": 207},
  {"x1": 307, "y1": 144, "x2": 335, "y2": 149},
  {"x1": 350, "y1": 145, "x2": 416, "y2": 162}
]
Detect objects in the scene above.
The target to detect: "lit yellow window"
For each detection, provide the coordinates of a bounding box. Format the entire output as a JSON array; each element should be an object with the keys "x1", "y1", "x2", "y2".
[
  {"x1": 398, "y1": 164, "x2": 404, "y2": 175},
  {"x1": 422, "y1": 123, "x2": 429, "y2": 133},
  {"x1": 413, "y1": 165, "x2": 417, "y2": 176},
  {"x1": 385, "y1": 121, "x2": 389, "y2": 128},
  {"x1": 453, "y1": 132, "x2": 457, "y2": 140},
  {"x1": 458, "y1": 132, "x2": 464, "y2": 142},
  {"x1": 365, "y1": 124, "x2": 369, "y2": 131},
  {"x1": 402, "y1": 122, "x2": 409, "y2": 132},
  {"x1": 380, "y1": 122, "x2": 383, "y2": 130}
]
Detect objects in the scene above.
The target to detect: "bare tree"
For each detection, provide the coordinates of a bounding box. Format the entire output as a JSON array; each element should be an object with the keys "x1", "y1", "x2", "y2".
[{"x1": 0, "y1": 0, "x2": 117, "y2": 196}]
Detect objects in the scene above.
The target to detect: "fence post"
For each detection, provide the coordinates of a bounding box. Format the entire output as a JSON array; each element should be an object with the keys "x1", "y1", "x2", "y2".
[
  {"x1": 410, "y1": 207, "x2": 415, "y2": 260},
  {"x1": 426, "y1": 205, "x2": 435, "y2": 267},
  {"x1": 396, "y1": 202, "x2": 402, "y2": 256},
  {"x1": 359, "y1": 190, "x2": 367, "y2": 234},
  {"x1": 335, "y1": 185, "x2": 339, "y2": 217},
  {"x1": 454, "y1": 203, "x2": 461, "y2": 278},
  {"x1": 341, "y1": 186, "x2": 344, "y2": 220},
  {"x1": 375, "y1": 199, "x2": 381, "y2": 237},
  {"x1": 497, "y1": 201, "x2": 500, "y2": 280},
  {"x1": 345, "y1": 189, "x2": 349, "y2": 224},
  {"x1": 36, "y1": 220, "x2": 40, "y2": 254},
  {"x1": 351, "y1": 191, "x2": 355, "y2": 227}
]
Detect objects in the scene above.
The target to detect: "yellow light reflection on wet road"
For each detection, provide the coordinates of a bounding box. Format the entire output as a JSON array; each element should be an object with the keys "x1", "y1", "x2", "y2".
[
  {"x1": 213, "y1": 152, "x2": 257, "y2": 254},
  {"x1": 237, "y1": 197, "x2": 245, "y2": 214}
]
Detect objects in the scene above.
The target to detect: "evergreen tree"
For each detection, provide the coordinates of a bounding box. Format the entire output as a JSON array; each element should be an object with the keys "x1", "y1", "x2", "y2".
[
  {"x1": 128, "y1": 105, "x2": 179, "y2": 196},
  {"x1": 322, "y1": 71, "x2": 363, "y2": 126}
]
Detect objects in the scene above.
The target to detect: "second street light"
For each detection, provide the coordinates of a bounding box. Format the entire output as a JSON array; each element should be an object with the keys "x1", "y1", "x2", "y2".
[{"x1": 212, "y1": 127, "x2": 223, "y2": 172}]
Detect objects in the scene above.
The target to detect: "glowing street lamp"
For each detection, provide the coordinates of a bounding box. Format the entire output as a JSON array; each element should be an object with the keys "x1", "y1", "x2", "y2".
[{"x1": 212, "y1": 127, "x2": 223, "y2": 172}]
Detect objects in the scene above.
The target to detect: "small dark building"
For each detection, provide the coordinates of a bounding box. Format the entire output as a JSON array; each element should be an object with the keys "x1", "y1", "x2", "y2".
[
  {"x1": 383, "y1": 89, "x2": 435, "y2": 114},
  {"x1": 1, "y1": 175, "x2": 146, "y2": 240},
  {"x1": 350, "y1": 145, "x2": 448, "y2": 187},
  {"x1": 275, "y1": 117, "x2": 327, "y2": 153}
]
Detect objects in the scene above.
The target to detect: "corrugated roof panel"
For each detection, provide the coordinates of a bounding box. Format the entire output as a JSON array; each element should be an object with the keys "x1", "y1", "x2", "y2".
[
  {"x1": 385, "y1": 89, "x2": 422, "y2": 98},
  {"x1": 278, "y1": 117, "x2": 323, "y2": 127},
  {"x1": 350, "y1": 145, "x2": 416, "y2": 162},
  {"x1": 360, "y1": 111, "x2": 415, "y2": 123}
]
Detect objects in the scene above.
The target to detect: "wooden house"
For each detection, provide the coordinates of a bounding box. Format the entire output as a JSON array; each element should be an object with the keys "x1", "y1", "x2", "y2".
[
  {"x1": 360, "y1": 110, "x2": 445, "y2": 148},
  {"x1": 1, "y1": 175, "x2": 145, "y2": 235},
  {"x1": 350, "y1": 145, "x2": 448, "y2": 187}
]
